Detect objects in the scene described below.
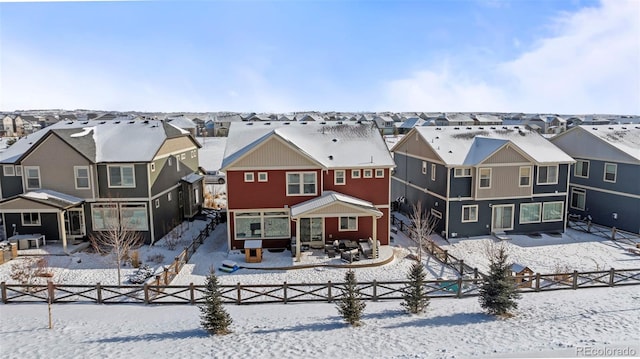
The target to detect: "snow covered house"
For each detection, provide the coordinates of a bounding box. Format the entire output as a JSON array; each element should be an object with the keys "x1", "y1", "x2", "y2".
[
  {"x1": 0, "y1": 117, "x2": 203, "y2": 249},
  {"x1": 221, "y1": 121, "x2": 395, "y2": 258},
  {"x1": 550, "y1": 125, "x2": 640, "y2": 234},
  {"x1": 391, "y1": 126, "x2": 575, "y2": 239}
]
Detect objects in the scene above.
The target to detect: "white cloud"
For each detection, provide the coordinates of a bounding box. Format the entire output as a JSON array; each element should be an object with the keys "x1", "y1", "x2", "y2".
[{"x1": 381, "y1": 0, "x2": 640, "y2": 115}]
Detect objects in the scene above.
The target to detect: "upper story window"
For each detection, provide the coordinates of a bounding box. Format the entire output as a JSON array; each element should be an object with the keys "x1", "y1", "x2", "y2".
[
  {"x1": 150, "y1": 163, "x2": 156, "y2": 172},
  {"x1": 430, "y1": 164, "x2": 436, "y2": 181},
  {"x1": 519, "y1": 166, "x2": 531, "y2": 187},
  {"x1": 244, "y1": 172, "x2": 254, "y2": 182},
  {"x1": 574, "y1": 160, "x2": 589, "y2": 178},
  {"x1": 3, "y1": 165, "x2": 14, "y2": 176},
  {"x1": 287, "y1": 172, "x2": 317, "y2": 196},
  {"x1": 454, "y1": 168, "x2": 472, "y2": 177},
  {"x1": 363, "y1": 169, "x2": 373, "y2": 178},
  {"x1": 421, "y1": 161, "x2": 427, "y2": 175},
  {"x1": 24, "y1": 166, "x2": 41, "y2": 189},
  {"x1": 479, "y1": 168, "x2": 491, "y2": 189},
  {"x1": 74, "y1": 166, "x2": 90, "y2": 189},
  {"x1": 335, "y1": 170, "x2": 346, "y2": 185},
  {"x1": 108, "y1": 165, "x2": 135, "y2": 188},
  {"x1": 603, "y1": 163, "x2": 617, "y2": 183},
  {"x1": 375, "y1": 169, "x2": 384, "y2": 178},
  {"x1": 537, "y1": 165, "x2": 558, "y2": 185},
  {"x1": 15, "y1": 165, "x2": 22, "y2": 176},
  {"x1": 258, "y1": 172, "x2": 268, "y2": 182},
  {"x1": 351, "y1": 169, "x2": 361, "y2": 179}
]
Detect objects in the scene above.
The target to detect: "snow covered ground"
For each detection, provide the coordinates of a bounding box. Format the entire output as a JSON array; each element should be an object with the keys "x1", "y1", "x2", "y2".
[{"x1": 1, "y1": 212, "x2": 639, "y2": 358}]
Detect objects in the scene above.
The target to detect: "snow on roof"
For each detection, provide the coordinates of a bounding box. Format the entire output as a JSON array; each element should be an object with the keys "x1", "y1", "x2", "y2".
[
  {"x1": 222, "y1": 121, "x2": 395, "y2": 170},
  {"x1": 181, "y1": 173, "x2": 203, "y2": 184},
  {"x1": 0, "y1": 118, "x2": 194, "y2": 164},
  {"x1": 166, "y1": 116, "x2": 196, "y2": 129},
  {"x1": 22, "y1": 189, "x2": 84, "y2": 208},
  {"x1": 290, "y1": 190, "x2": 382, "y2": 218},
  {"x1": 577, "y1": 125, "x2": 640, "y2": 161},
  {"x1": 411, "y1": 126, "x2": 574, "y2": 166}
]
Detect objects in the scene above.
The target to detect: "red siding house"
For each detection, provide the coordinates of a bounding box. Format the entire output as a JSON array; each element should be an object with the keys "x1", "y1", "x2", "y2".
[{"x1": 221, "y1": 121, "x2": 395, "y2": 259}]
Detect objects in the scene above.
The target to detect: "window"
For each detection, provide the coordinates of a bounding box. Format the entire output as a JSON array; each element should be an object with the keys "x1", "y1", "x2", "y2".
[
  {"x1": 537, "y1": 165, "x2": 558, "y2": 185},
  {"x1": 519, "y1": 203, "x2": 541, "y2": 224},
  {"x1": 150, "y1": 163, "x2": 156, "y2": 172},
  {"x1": 258, "y1": 172, "x2": 268, "y2": 182},
  {"x1": 168, "y1": 192, "x2": 172, "y2": 201},
  {"x1": 181, "y1": 153, "x2": 186, "y2": 160},
  {"x1": 155, "y1": 199, "x2": 160, "y2": 208},
  {"x1": 430, "y1": 208, "x2": 442, "y2": 219},
  {"x1": 339, "y1": 216, "x2": 357, "y2": 231},
  {"x1": 244, "y1": 172, "x2": 254, "y2": 182},
  {"x1": 191, "y1": 150, "x2": 197, "y2": 158},
  {"x1": 479, "y1": 168, "x2": 491, "y2": 189},
  {"x1": 570, "y1": 188, "x2": 586, "y2": 211},
  {"x1": 176, "y1": 158, "x2": 181, "y2": 172},
  {"x1": 363, "y1": 169, "x2": 373, "y2": 178},
  {"x1": 454, "y1": 168, "x2": 472, "y2": 177},
  {"x1": 542, "y1": 201, "x2": 564, "y2": 222},
  {"x1": 194, "y1": 188, "x2": 200, "y2": 204},
  {"x1": 120, "y1": 203, "x2": 149, "y2": 230},
  {"x1": 108, "y1": 165, "x2": 135, "y2": 188},
  {"x1": 335, "y1": 170, "x2": 346, "y2": 185},
  {"x1": 421, "y1": 161, "x2": 427, "y2": 174},
  {"x1": 74, "y1": 166, "x2": 90, "y2": 189},
  {"x1": 91, "y1": 203, "x2": 119, "y2": 230},
  {"x1": 25, "y1": 166, "x2": 41, "y2": 189},
  {"x1": 235, "y1": 211, "x2": 290, "y2": 239},
  {"x1": 431, "y1": 164, "x2": 436, "y2": 181},
  {"x1": 604, "y1": 163, "x2": 617, "y2": 183},
  {"x1": 22, "y1": 213, "x2": 40, "y2": 226},
  {"x1": 519, "y1": 166, "x2": 531, "y2": 187},
  {"x1": 3, "y1": 165, "x2": 14, "y2": 176},
  {"x1": 352, "y1": 169, "x2": 361, "y2": 178},
  {"x1": 15, "y1": 165, "x2": 22, "y2": 176},
  {"x1": 287, "y1": 172, "x2": 317, "y2": 195},
  {"x1": 462, "y1": 205, "x2": 478, "y2": 223},
  {"x1": 375, "y1": 169, "x2": 384, "y2": 178},
  {"x1": 574, "y1": 160, "x2": 589, "y2": 178},
  {"x1": 168, "y1": 157, "x2": 172, "y2": 166}
]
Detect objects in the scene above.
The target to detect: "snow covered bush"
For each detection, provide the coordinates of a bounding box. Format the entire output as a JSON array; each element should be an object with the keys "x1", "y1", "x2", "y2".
[
  {"x1": 336, "y1": 269, "x2": 366, "y2": 326},
  {"x1": 128, "y1": 264, "x2": 155, "y2": 284},
  {"x1": 401, "y1": 262, "x2": 430, "y2": 314},
  {"x1": 199, "y1": 269, "x2": 232, "y2": 335}
]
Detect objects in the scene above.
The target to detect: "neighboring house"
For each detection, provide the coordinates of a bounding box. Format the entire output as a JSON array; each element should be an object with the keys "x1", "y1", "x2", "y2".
[
  {"x1": 397, "y1": 117, "x2": 425, "y2": 134},
  {"x1": 2, "y1": 115, "x2": 22, "y2": 137},
  {"x1": 372, "y1": 116, "x2": 397, "y2": 135},
  {"x1": 473, "y1": 114, "x2": 503, "y2": 126},
  {"x1": 221, "y1": 121, "x2": 395, "y2": 258},
  {"x1": 391, "y1": 126, "x2": 574, "y2": 239},
  {"x1": 443, "y1": 113, "x2": 475, "y2": 126},
  {"x1": 550, "y1": 125, "x2": 640, "y2": 234},
  {"x1": 166, "y1": 116, "x2": 197, "y2": 137},
  {"x1": 0, "y1": 118, "x2": 204, "y2": 250}
]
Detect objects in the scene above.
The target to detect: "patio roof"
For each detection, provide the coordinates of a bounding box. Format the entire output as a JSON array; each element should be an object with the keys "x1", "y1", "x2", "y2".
[
  {"x1": 0, "y1": 189, "x2": 84, "y2": 211},
  {"x1": 290, "y1": 191, "x2": 383, "y2": 218}
]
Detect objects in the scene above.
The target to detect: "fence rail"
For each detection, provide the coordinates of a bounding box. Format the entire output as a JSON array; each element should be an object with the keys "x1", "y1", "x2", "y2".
[{"x1": 2, "y1": 268, "x2": 639, "y2": 305}]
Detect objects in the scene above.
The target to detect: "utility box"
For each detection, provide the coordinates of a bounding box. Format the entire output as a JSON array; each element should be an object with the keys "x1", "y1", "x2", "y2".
[{"x1": 244, "y1": 240, "x2": 263, "y2": 263}]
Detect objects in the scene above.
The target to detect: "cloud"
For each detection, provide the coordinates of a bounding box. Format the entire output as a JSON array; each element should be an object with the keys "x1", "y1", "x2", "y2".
[{"x1": 381, "y1": 0, "x2": 640, "y2": 115}]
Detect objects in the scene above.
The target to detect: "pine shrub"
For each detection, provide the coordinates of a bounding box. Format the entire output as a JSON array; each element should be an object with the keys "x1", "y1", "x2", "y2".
[
  {"x1": 401, "y1": 262, "x2": 430, "y2": 314},
  {"x1": 336, "y1": 270, "x2": 366, "y2": 326},
  {"x1": 479, "y1": 246, "x2": 521, "y2": 316},
  {"x1": 199, "y1": 269, "x2": 232, "y2": 335}
]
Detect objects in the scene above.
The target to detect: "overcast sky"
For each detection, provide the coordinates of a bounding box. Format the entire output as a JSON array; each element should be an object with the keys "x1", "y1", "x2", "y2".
[{"x1": 0, "y1": 0, "x2": 638, "y2": 114}]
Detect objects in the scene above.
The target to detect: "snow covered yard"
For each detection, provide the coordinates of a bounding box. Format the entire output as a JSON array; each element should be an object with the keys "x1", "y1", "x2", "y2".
[{"x1": 1, "y1": 286, "x2": 637, "y2": 359}]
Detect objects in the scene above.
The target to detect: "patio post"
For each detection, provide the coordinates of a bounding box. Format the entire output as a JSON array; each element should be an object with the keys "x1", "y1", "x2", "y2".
[
  {"x1": 59, "y1": 210, "x2": 68, "y2": 253},
  {"x1": 372, "y1": 215, "x2": 377, "y2": 259}
]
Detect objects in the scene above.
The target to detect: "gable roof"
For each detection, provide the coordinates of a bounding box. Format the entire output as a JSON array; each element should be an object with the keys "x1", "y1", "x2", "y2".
[
  {"x1": 222, "y1": 121, "x2": 395, "y2": 170},
  {"x1": 551, "y1": 125, "x2": 640, "y2": 163},
  {"x1": 396, "y1": 126, "x2": 573, "y2": 166},
  {"x1": 290, "y1": 190, "x2": 383, "y2": 218},
  {"x1": 0, "y1": 118, "x2": 197, "y2": 164}
]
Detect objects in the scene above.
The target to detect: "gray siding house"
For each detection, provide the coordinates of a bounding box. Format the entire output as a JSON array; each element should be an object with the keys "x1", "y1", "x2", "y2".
[
  {"x1": 550, "y1": 125, "x2": 640, "y2": 234},
  {"x1": 0, "y1": 118, "x2": 204, "y2": 250},
  {"x1": 391, "y1": 126, "x2": 575, "y2": 239}
]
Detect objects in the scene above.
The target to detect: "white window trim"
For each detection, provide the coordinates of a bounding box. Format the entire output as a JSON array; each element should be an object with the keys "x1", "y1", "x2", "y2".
[
  {"x1": 21, "y1": 212, "x2": 41, "y2": 226},
  {"x1": 338, "y1": 216, "x2": 358, "y2": 231},
  {"x1": 430, "y1": 164, "x2": 436, "y2": 181},
  {"x1": 519, "y1": 166, "x2": 532, "y2": 187},
  {"x1": 258, "y1": 172, "x2": 268, "y2": 182},
  {"x1": 363, "y1": 169, "x2": 373, "y2": 178},
  {"x1": 176, "y1": 159, "x2": 180, "y2": 172},
  {"x1": 155, "y1": 199, "x2": 160, "y2": 208},
  {"x1": 492, "y1": 204, "x2": 514, "y2": 231},
  {"x1": 244, "y1": 172, "x2": 254, "y2": 182},
  {"x1": 90, "y1": 203, "x2": 118, "y2": 231},
  {"x1": 478, "y1": 168, "x2": 491, "y2": 189},
  {"x1": 574, "y1": 159, "x2": 590, "y2": 179},
  {"x1": 351, "y1": 169, "x2": 361, "y2": 179},
  {"x1": 603, "y1": 163, "x2": 617, "y2": 183},
  {"x1": 286, "y1": 171, "x2": 317, "y2": 196},
  {"x1": 120, "y1": 203, "x2": 149, "y2": 231},
  {"x1": 150, "y1": 163, "x2": 156, "y2": 172},
  {"x1": 519, "y1": 202, "x2": 542, "y2": 224},
  {"x1": 454, "y1": 168, "x2": 472, "y2": 178},
  {"x1": 375, "y1": 169, "x2": 384, "y2": 178},
  {"x1": 570, "y1": 188, "x2": 586, "y2": 211},
  {"x1": 168, "y1": 192, "x2": 172, "y2": 201},
  {"x1": 421, "y1": 161, "x2": 427, "y2": 175},
  {"x1": 15, "y1": 165, "x2": 22, "y2": 176},
  {"x1": 74, "y1": 165, "x2": 91, "y2": 190},
  {"x1": 461, "y1": 205, "x2": 478, "y2": 223},
  {"x1": 3, "y1": 165, "x2": 14, "y2": 176},
  {"x1": 107, "y1": 165, "x2": 135, "y2": 188},
  {"x1": 542, "y1": 201, "x2": 564, "y2": 222},
  {"x1": 537, "y1": 165, "x2": 559, "y2": 185},
  {"x1": 24, "y1": 166, "x2": 41, "y2": 190},
  {"x1": 181, "y1": 153, "x2": 186, "y2": 160},
  {"x1": 334, "y1": 170, "x2": 346, "y2": 185}
]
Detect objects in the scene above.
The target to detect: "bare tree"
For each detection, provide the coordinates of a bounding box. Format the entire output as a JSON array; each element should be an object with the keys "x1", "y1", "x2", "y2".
[
  {"x1": 90, "y1": 215, "x2": 145, "y2": 285},
  {"x1": 409, "y1": 201, "x2": 439, "y2": 261}
]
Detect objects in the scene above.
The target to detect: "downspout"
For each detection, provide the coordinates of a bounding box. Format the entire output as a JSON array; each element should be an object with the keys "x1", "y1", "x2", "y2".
[
  {"x1": 372, "y1": 214, "x2": 377, "y2": 259},
  {"x1": 60, "y1": 210, "x2": 68, "y2": 254},
  {"x1": 294, "y1": 217, "x2": 301, "y2": 262},
  {"x1": 564, "y1": 163, "x2": 571, "y2": 233},
  {"x1": 445, "y1": 167, "x2": 451, "y2": 240}
]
